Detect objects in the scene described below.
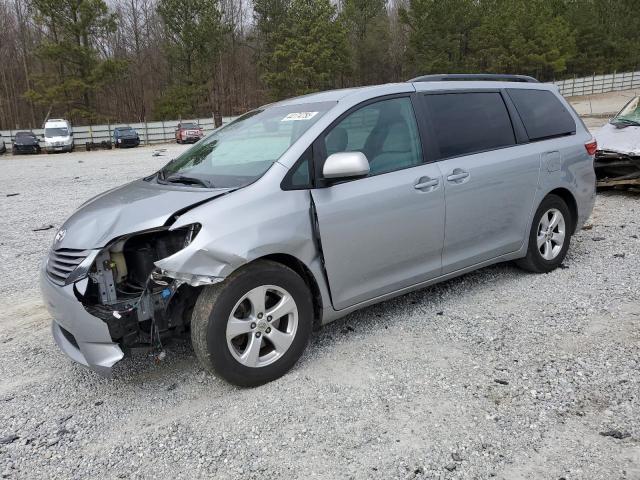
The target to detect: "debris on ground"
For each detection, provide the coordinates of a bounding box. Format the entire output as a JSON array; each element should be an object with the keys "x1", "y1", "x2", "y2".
[
  {"x1": 599, "y1": 429, "x2": 630, "y2": 440},
  {"x1": 32, "y1": 225, "x2": 55, "y2": 232},
  {"x1": 0, "y1": 435, "x2": 19, "y2": 445}
]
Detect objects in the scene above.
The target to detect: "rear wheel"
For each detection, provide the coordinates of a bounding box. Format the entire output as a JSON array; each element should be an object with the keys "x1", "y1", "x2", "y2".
[
  {"x1": 516, "y1": 194, "x2": 572, "y2": 273},
  {"x1": 191, "y1": 260, "x2": 313, "y2": 387}
]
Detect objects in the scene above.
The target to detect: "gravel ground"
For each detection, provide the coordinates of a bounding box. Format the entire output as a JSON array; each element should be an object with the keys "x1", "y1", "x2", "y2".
[{"x1": 0, "y1": 147, "x2": 639, "y2": 479}]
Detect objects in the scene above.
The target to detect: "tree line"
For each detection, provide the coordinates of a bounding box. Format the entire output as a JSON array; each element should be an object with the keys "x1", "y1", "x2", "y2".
[{"x1": 0, "y1": 0, "x2": 638, "y2": 129}]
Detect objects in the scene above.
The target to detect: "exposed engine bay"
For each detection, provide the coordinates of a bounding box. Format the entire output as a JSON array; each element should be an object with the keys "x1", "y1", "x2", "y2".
[{"x1": 75, "y1": 224, "x2": 202, "y2": 349}]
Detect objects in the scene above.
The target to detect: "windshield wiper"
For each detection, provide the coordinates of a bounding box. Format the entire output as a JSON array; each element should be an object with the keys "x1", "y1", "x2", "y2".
[
  {"x1": 165, "y1": 175, "x2": 213, "y2": 188},
  {"x1": 612, "y1": 118, "x2": 640, "y2": 127}
]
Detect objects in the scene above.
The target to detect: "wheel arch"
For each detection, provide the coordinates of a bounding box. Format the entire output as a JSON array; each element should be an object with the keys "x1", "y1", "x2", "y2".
[
  {"x1": 249, "y1": 253, "x2": 324, "y2": 331},
  {"x1": 545, "y1": 187, "x2": 578, "y2": 234}
]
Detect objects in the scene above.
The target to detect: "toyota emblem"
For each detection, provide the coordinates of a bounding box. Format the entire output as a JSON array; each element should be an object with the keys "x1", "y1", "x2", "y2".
[{"x1": 55, "y1": 228, "x2": 66, "y2": 243}]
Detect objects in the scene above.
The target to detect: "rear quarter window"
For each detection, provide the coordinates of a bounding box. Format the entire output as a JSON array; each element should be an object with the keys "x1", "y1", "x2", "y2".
[
  {"x1": 424, "y1": 92, "x2": 515, "y2": 159},
  {"x1": 507, "y1": 89, "x2": 576, "y2": 141}
]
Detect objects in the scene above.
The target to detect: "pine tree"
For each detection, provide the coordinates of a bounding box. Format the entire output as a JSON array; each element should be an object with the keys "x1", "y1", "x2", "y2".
[
  {"x1": 256, "y1": 0, "x2": 350, "y2": 100},
  {"x1": 26, "y1": 0, "x2": 124, "y2": 122}
]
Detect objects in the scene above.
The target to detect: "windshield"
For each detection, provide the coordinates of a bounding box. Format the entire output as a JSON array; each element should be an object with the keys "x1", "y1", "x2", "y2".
[
  {"x1": 180, "y1": 123, "x2": 199, "y2": 129},
  {"x1": 16, "y1": 132, "x2": 35, "y2": 139},
  {"x1": 159, "y1": 102, "x2": 335, "y2": 188},
  {"x1": 45, "y1": 127, "x2": 69, "y2": 137},
  {"x1": 612, "y1": 97, "x2": 640, "y2": 125},
  {"x1": 117, "y1": 128, "x2": 135, "y2": 134}
]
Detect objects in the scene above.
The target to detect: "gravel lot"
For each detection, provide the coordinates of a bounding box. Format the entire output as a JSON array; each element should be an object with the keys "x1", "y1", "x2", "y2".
[{"x1": 0, "y1": 146, "x2": 639, "y2": 479}]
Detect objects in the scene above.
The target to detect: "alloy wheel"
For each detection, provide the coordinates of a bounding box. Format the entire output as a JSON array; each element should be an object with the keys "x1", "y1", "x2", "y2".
[
  {"x1": 226, "y1": 285, "x2": 298, "y2": 368},
  {"x1": 537, "y1": 208, "x2": 566, "y2": 260}
]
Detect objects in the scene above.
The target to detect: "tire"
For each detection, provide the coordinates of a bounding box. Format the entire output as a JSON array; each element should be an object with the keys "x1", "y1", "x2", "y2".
[
  {"x1": 191, "y1": 260, "x2": 313, "y2": 387},
  {"x1": 516, "y1": 194, "x2": 572, "y2": 273}
]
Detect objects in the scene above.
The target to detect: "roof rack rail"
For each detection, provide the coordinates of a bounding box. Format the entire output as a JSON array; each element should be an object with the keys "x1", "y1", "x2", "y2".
[{"x1": 408, "y1": 74, "x2": 539, "y2": 83}]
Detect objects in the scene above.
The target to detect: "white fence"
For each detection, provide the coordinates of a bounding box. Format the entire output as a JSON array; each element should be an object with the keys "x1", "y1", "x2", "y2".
[
  {"x1": 553, "y1": 71, "x2": 640, "y2": 97},
  {"x1": 0, "y1": 116, "x2": 236, "y2": 148}
]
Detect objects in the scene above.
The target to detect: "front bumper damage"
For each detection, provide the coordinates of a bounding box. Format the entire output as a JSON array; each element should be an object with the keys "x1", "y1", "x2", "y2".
[
  {"x1": 40, "y1": 225, "x2": 218, "y2": 376},
  {"x1": 595, "y1": 150, "x2": 640, "y2": 188},
  {"x1": 40, "y1": 262, "x2": 124, "y2": 376}
]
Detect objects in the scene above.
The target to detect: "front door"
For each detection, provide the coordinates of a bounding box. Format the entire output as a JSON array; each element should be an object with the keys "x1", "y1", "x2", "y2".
[{"x1": 311, "y1": 96, "x2": 445, "y2": 310}]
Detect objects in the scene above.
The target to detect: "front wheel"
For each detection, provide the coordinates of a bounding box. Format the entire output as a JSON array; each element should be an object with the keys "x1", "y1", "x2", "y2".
[
  {"x1": 191, "y1": 260, "x2": 313, "y2": 387},
  {"x1": 516, "y1": 194, "x2": 572, "y2": 273}
]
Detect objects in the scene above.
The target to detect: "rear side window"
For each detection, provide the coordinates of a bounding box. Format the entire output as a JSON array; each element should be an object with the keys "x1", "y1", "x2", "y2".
[
  {"x1": 507, "y1": 89, "x2": 576, "y2": 141},
  {"x1": 424, "y1": 92, "x2": 515, "y2": 159}
]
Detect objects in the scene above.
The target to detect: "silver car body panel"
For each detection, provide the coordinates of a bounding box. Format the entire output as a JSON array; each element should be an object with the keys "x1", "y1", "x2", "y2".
[
  {"x1": 56, "y1": 179, "x2": 231, "y2": 250},
  {"x1": 40, "y1": 262, "x2": 124, "y2": 375},
  {"x1": 41, "y1": 80, "x2": 596, "y2": 375}
]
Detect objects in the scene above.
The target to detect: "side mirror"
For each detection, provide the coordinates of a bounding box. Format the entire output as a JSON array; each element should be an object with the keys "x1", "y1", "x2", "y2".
[{"x1": 322, "y1": 151, "x2": 370, "y2": 180}]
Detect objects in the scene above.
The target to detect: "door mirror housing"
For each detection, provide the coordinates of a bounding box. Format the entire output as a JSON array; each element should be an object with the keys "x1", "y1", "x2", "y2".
[{"x1": 322, "y1": 152, "x2": 370, "y2": 180}]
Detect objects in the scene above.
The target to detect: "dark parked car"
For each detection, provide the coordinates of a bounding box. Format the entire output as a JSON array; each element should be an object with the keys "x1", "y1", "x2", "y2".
[
  {"x1": 0, "y1": 139, "x2": 6, "y2": 154},
  {"x1": 12, "y1": 131, "x2": 41, "y2": 154},
  {"x1": 113, "y1": 126, "x2": 140, "y2": 148}
]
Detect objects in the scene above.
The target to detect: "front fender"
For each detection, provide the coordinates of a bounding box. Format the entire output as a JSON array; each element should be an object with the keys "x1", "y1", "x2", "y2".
[{"x1": 155, "y1": 165, "x2": 319, "y2": 281}]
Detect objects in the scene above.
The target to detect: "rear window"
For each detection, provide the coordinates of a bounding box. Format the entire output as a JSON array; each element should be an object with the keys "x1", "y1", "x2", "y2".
[
  {"x1": 181, "y1": 123, "x2": 199, "y2": 129},
  {"x1": 424, "y1": 92, "x2": 515, "y2": 159},
  {"x1": 507, "y1": 89, "x2": 575, "y2": 141}
]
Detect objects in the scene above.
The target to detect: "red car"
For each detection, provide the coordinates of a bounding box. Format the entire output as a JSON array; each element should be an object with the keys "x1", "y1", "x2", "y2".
[{"x1": 175, "y1": 122, "x2": 204, "y2": 144}]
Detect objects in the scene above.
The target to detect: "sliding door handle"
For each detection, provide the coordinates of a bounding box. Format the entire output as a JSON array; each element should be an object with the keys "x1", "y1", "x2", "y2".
[{"x1": 446, "y1": 169, "x2": 470, "y2": 183}]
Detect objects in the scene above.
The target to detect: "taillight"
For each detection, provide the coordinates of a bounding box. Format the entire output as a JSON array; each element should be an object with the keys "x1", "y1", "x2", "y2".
[{"x1": 585, "y1": 138, "x2": 597, "y2": 156}]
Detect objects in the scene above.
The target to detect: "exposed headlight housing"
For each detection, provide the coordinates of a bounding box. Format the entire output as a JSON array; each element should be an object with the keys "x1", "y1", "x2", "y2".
[{"x1": 160, "y1": 270, "x2": 222, "y2": 287}]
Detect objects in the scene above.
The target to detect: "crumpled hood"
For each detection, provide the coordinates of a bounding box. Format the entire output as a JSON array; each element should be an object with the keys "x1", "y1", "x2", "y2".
[
  {"x1": 55, "y1": 179, "x2": 231, "y2": 250},
  {"x1": 596, "y1": 122, "x2": 640, "y2": 156}
]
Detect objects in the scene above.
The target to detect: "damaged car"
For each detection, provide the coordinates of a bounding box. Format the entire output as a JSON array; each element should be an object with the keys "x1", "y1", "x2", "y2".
[
  {"x1": 41, "y1": 75, "x2": 596, "y2": 386},
  {"x1": 595, "y1": 95, "x2": 640, "y2": 187}
]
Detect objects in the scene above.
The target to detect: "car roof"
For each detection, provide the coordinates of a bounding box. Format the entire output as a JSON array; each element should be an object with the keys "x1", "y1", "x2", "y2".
[
  {"x1": 264, "y1": 80, "x2": 559, "y2": 110},
  {"x1": 412, "y1": 80, "x2": 558, "y2": 93}
]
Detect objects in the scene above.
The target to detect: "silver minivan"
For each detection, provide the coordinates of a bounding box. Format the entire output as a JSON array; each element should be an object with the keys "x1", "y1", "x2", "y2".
[{"x1": 40, "y1": 75, "x2": 597, "y2": 386}]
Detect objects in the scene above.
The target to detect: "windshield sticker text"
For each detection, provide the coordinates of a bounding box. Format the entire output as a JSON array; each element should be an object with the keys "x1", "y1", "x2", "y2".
[{"x1": 281, "y1": 112, "x2": 318, "y2": 122}]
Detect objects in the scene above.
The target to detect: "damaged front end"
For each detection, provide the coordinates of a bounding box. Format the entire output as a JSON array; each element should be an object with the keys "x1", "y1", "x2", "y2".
[
  {"x1": 595, "y1": 96, "x2": 640, "y2": 188},
  {"x1": 594, "y1": 149, "x2": 640, "y2": 188},
  {"x1": 43, "y1": 223, "x2": 214, "y2": 375}
]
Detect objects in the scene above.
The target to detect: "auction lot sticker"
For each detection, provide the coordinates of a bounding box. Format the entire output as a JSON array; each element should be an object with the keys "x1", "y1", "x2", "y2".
[{"x1": 282, "y1": 112, "x2": 318, "y2": 121}]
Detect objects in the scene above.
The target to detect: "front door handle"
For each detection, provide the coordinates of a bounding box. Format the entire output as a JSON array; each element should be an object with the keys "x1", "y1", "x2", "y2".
[
  {"x1": 447, "y1": 169, "x2": 470, "y2": 183},
  {"x1": 414, "y1": 177, "x2": 439, "y2": 191}
]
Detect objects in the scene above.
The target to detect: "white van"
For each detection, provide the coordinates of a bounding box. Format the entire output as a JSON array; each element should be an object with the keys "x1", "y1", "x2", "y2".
[{"x1": 43, "y1": 119, "x2": 74, "y2": 153}]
